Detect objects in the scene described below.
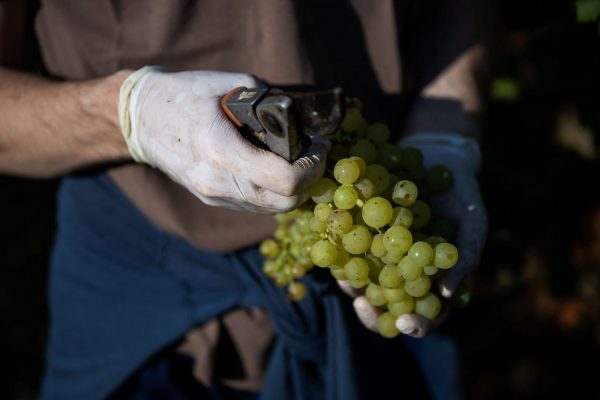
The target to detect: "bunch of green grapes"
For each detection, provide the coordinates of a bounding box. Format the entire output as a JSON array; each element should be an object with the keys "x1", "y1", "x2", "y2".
[{"x1": 260, "y1": 105, "x2": 460, "y2": 338}]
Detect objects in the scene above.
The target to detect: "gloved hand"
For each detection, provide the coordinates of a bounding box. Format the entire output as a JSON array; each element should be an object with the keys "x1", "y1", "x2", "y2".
[
  {"x1": 341, "y1": 132, "x2": 487, "y2": 338},
  {"x1": 118, "y1": 66, "x2": 329, "y2": 213}
]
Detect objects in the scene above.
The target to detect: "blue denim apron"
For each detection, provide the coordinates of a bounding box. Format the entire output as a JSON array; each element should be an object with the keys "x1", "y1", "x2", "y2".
[{"x1": 39, "y1": 173, "x2": 433, "y2": 400}]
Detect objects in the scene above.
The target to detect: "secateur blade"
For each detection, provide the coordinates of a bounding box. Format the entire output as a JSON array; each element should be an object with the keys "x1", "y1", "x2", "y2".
[
  {"x1": 220, "y1": 86, "x2": 345, "y2": 162},
  {"x1": 288, "y1": 87, "x2": 345, "y2": 137}
]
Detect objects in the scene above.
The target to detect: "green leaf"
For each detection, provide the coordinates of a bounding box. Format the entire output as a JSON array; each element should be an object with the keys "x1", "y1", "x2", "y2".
[
  {"x1": 576, "y1": 0, "x2": 600, "y2": 22},
  {"x1": 490, "y1": 78, "x2": 521, "y2": 103}
]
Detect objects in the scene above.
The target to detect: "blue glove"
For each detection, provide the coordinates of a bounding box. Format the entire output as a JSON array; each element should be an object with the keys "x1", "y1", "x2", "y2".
[
  {"x1": 393, "y1": 132, "x2": 488, "y2": 337},
  {"x1": 400, "y1": 132, "x2": 487, "y2": 297}
]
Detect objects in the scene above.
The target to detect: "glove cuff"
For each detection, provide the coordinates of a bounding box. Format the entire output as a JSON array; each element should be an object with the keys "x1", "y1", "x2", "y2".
[
  {"x1": 118, "y1": 65, "x2": 163, "y2": 162},
  {"x1": 399, "y1": 132, "x2": 481, "y2": 174}
]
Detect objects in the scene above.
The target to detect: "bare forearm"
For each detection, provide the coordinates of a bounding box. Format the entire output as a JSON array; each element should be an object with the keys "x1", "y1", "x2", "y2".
[
  {"x1": 399, "y1": 0, "x2": 492, "y2": 141},
  {"x1": 421, "y1": 45, "x2": 487, "y2": 114},
  {"x1": 0, "y1": 67, "x2": 132, "y2": 177}
]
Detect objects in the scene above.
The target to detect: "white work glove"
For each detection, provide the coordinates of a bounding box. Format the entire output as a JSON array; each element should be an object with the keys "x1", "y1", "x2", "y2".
[
  {"x1": 118, "y1": 66, "x2": 329, "y2": 213},
  {"x1": 341, "y1": 132, "x2": 487, "y2": 338}
]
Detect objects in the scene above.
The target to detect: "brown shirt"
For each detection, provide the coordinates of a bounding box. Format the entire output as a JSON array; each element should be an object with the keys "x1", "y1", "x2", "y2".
[
  {"x1": 34, "y1": 0, "x2": 400, "y2": 252},
  {"x1": 32, "y1": 0, "x2": 401, "y2": 391}
]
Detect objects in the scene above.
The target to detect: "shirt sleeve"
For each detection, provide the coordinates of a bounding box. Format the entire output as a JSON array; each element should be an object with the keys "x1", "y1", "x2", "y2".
[
  {"x1": 0, "y1": 0, "x2": 39, "y2": 69},
  {"x1": 395, "y1": 0, "x2": 494, "y2": 138}
]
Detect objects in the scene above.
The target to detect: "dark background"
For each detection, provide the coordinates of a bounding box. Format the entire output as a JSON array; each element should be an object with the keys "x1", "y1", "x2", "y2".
[{"x1": 2, "y1": 0, "x2": 600, "y2": 399}]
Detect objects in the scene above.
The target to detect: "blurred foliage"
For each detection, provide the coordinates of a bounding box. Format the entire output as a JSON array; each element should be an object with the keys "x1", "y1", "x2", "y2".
[
  {"x1": 576, "y1": 0, "x2": 600, "y2": 23},
  {"x1": 443, "y1": 1, "x2": 600, "y2": 399}
]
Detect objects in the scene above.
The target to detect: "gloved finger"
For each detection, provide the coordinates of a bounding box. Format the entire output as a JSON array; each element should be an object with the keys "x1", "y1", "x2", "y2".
[
  {"x1": 352, "y1": 296, "x2": 381, "y2": 332},
  {"x1": 217, "y1": 118, "x2": 330, "y2": 196},
  {"x1": 337, "y1": 279, "x2": 364, "y2": 298},
  {"x1": 187, "y1": 71, "x2": 264, "y2": 97},
  {"x1": 395, "y1": 309, "x2": 449, "y2": 338},
  {"x1": 198, "y1": 190, "x2": 310, "y2": 214},
  {"x1": 438, "y1": 197, "x2": 488, "y2": 298},
  {"x1": 427, "y1": 172, "x2": 487, "y2": 298},
  {"x1": 187, "y1": 163, "x2": 310, "y2": 214}
]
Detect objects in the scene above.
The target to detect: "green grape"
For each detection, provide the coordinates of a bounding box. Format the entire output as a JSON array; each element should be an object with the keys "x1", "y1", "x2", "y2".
[
  {"x1": 333, "y1": 185, "x2": 358, "y2": 210},
  {"x1": 380, "y1": 174, "x2": 398, "y2": 202},
  {"x1": 330, "y1": 268, "x2": 347, "y2": 280},
  {"x1": 370, "y1": 233, "x2": 386, "y2": 257},
  {"x1": 376, "y1": 312, "x2": 400, "y2": 338},
  {"x1": 366, "y1": 122, "x2": 390, "y2": 145},
  {"x1": 392, "y1": 180, "x2": 418, "y2": 207},
  {"x1": 275, "y1": 274, "x2": 291, "y2": 287},
  {"x1": 400, "y1": 147, "x2": 423, "y2": 171},
  {"x1": 423, "y1": 265, "x2": 439, "y2": 276},
  {"x1": 290, "y1": 262, "x2": 307, "y2": 278},
  {"x1": 310, "y1": 177, "x2": 337, "y2": 204},
  {"x1": 259, "y1": 239, "x2": 280, "y2": 259},
  {"x1": 414, "y1": 292, "x2": 441, "y2": 320},
  {"x1": 334, "y1": 158, "x2": 361, "y2": 185},
  {"x1": 409, "y1": 200, "x2": 431, "y2": 229},
  {"x1": 382, "y1": 225, "x2": 412, "y2": 254},
  {"x1": 273, "y1": 209, "x2": 299, "y2": 223},
  {"x1": 388, "y1": 296, "x2": 415, "y2": 317},
  {"x1": 328, "y1": 143, "x2": 349, "y2": 163},
  {"x1": 303, "y1": 233, "x2": 321, "y2": 247},
  {"x1": 364, "y1": 164, "x2": 389, "y2": 194},
  {"x1": 289, "y1": 243, "x2": 304, "y2": 260},
  {"x1": 376, "y1": 142, "x2": 402, "y2": 169},
  {"x1": 397, "y1": 256, "x2": 422, "y2": 281},
  {"x1": 361, "y1": 197, "x2": 393, "y2": 229},
  {"x1": 309, "y1": 216, "x2": 327, "y2": 233},
  {"x1": 366, "y1": 283, "x2": 387, "y2": 306},
  {"x1": 310, "y1": 240, "x2": 338, "y2": 268},
  {"x1": 350, "y1": 277, "x2": 369, "y2": 289},
  {"x1": 348, "y1": 156, "x2": 367, "y2": 179},
  {"x1": 425, "y1": 236, "x2": 446, "y2": 247},
  {"x1": 407, "y1": 241, "x2": 434, "y2": 268},
  {"x1": 433, "y1": 242, "x2": 459, "y2": 269},
  {"x1": 390, "y1": 207, "x2": 413, "y2": 228},
  {"x1": 354, "y1": 177, "x2": 377, "y2": 200},
  {"x1": 341, "y1": 107, "x2": 368, "y2": 132},
  {"x1": 344, "y1": 257, "x2": 370, "y2": 283},
  {"x1": 381, "y1": 248, "x2": 403, "y2": 264},
  {"x1": 404, "y1": 275, "x2": 431, "y2": 297},
  {"x1": 329, "y1": 247, "x2": 350, "y2": 270},
  {"x1": 398, "y1": 256, "x2": 423, "y2": 281},
  {"x1": 383, "y1": 286, "x2": 407, "y2": 303},
  {"x1": 366, "y1": 254, "x2": 384, "y2": 284},
  {"x1": 273, "y1": 224, "x2": 288, "y2": 240},
  {"x1": 288, "y1": 281, "x2": 307, "y2": 301},
  {"x1": 342, "y1": 225, "x2": 372, "y2": 254},
  {"x1": 314, "y1": 203, "x2": 333, "y2": 221},
  {"x1": 378, "y1": 265, "x2": 402, "y2": 289},
  {"x1": 327, "y1": 231, "x2": 344, "y2": 249},
  {"x1": 262, "y1": 260, "x2": 278, "y2": 277},
  {"x1": 426, "y1": 165, "x2": 454, "y2": 192},
  {"x1": 349, "y1": 139, "x2": 378, "y2": 165},
  {"x1": 327, "y1": 209, "x2": 353, "y2": 234},
  {"x1": 296, "y1": 258, "x2": 313, "y2": 271}
]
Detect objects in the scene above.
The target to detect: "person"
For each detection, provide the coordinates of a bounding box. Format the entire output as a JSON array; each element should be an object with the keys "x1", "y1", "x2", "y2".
[{"x1": 0, "y1": 1, "x2": 489, "y2": 399}]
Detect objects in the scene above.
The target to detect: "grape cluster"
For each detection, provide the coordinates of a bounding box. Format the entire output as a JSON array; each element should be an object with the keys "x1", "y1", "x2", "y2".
[{"x1": 260, "y1": 105, "x2": 460, "y2": 338}]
